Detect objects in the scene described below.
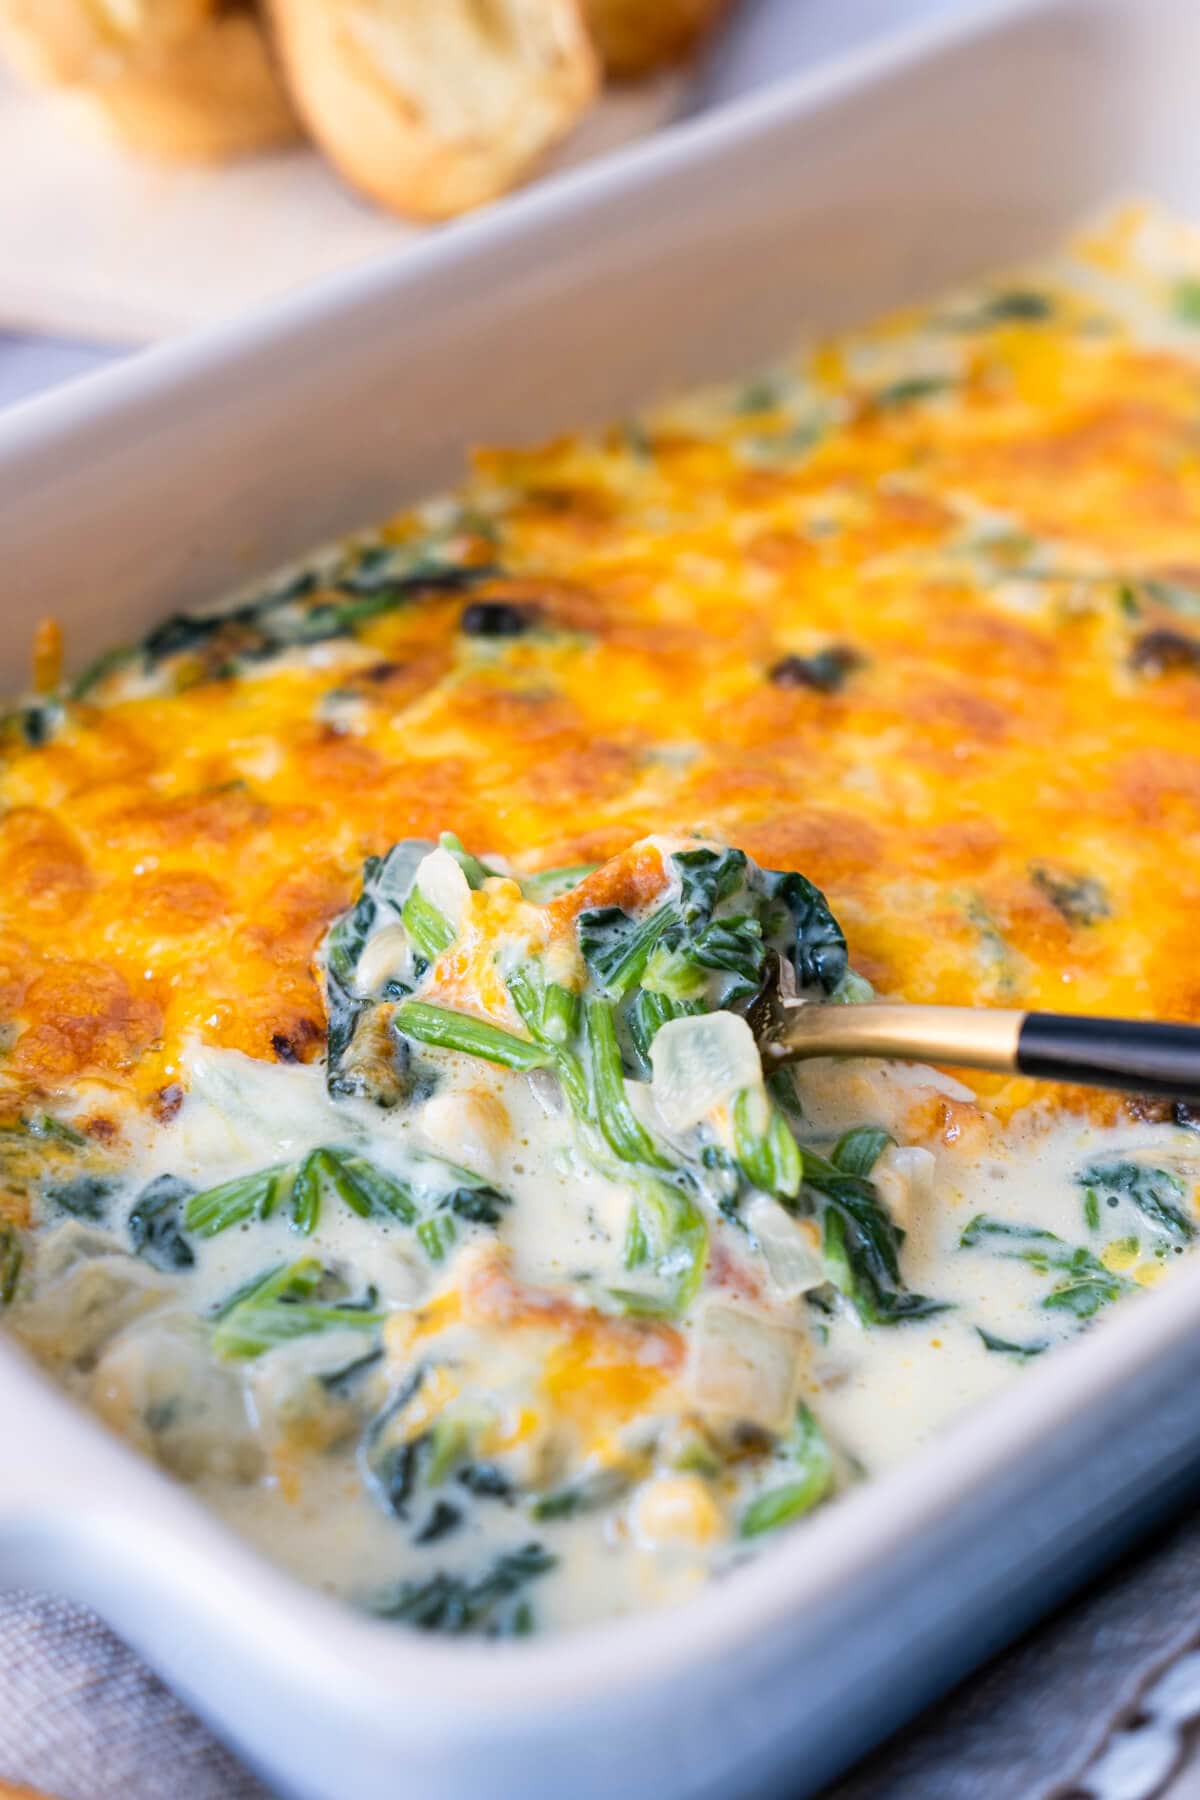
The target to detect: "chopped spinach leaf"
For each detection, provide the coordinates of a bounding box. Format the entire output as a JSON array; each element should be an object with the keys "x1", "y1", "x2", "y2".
[
  {"x1": 44, "y1": 1174, "x2": 114, "y2": 1223},
  {"x1": 395, "y1": 1000, "x2": 555, "y2": 1073},
  {"x1": 131, "y1": 550, "x2": 498, "y2": 686},
  {"x1": 457, "y1": 1462, "x2": 514, "y2": 1499},
  {"x1": 335, "y1": 1152, "x2": 419, "y2": 1224},
  {"x1": 740, "y1": 1404, "x2": 834, "y2": 1537},
  {"x1": 959, "y1": 1214, "x2": 1061, "y2": 1248},
  {"x1": 976, "y1": 1326, "x2": 1048, "y2": 1359},
  {"x1": 0, "y1": 1222, "x2": 21, "y2": 1305},
  {"x1": 1030, "y1": 863, "x2": 1111, "y2": 927},
  {"x1": 400, "y1": 887, "x2": 455, "y2": 961},
  {"x1": 24, "y1": 1112, "x2": 88, "y2": 1148},
  {"x1": 673, "y1": 846, "x2": 749, "y2": 921},
  {"x1": 767, "y1": 1066, "x2": 805, "y2": 1119},
  {"x1": 291, "y1": 1148, "x2": 354, "y2": 1236},
  {"x1": 768, "y1": 646, "x2": 863, "y2": 694},
  {"x1": 518, "y1": 862, "x2": 599, "y2": 902},
  {"x1": 960, "y1": 1213, "x2": 1133, "y2": 1319},
  {"x1": 437, "y1": 831, "x2": 501, "y2": 889},
  {"x1": 831, "y1": 1127, "x2": 893, "y2": 1180},
  {"x1": 364, "y1": 1438, "x2": 423, "y2": 1519},
  {"x1": 1039, "y1": 1248, "x2": 1129, "y2": 1319},
  {"x1": 873, "y1": 374, "x2": 954, "y2": 408},
  {"x1": 127, "y1": 1174, "x2": 196, "y2": 1271},
  {"x1": 459, "y1": 600, "x2": 538, "y2": 637},
  {"x1": 627, "y1": 988, "x2": 700, "y2": 1066},
  {"x1": 1077, "y1": 1159, "x2": 1195, "y2": 1242},
  {"x1": 584, "y1": 1000, "x2": 671, "y2": 1170},
  {"x1": 319, "y1": 1347, "x2": 384, "y2": 1397},
  {"x1": 952, "y1": 289, "x2": 1054, "y2": 328},
  {"x1": 577, "y1": 905, "x2": 672, "y2": 999},
  {"x1": 615, "y1": 1176, "x2": 708, "y2": 1317},
  {"x1": 766, "y1": 869, "x2": 849, "y2": 996},
  {"x1": 805, "y1": 1148, "x2": 945, "y2": 1325},
  {"x1": 372, "y1": 1544, "x2": 555, "y2": 1635},
  {"x1": 212, "y1": 1258, "x2": 383, "y2": 1360},
  {"x1": 184, "y1": 1164, "x2": 289, "y2": 1237},
  {"x1": 441, "y1": 1182, "x2": 510, "y2": 1226},
  {"x1": 732, "y1": 1088, "x2": 802, "y2": 1201},
  {"x1": 736, "y1": 378, "x2": 782, "y2": 413},
  {"x1": 982, "y1": 289, "x2": 1054, "y2": 322},
  {"x1": 531, "y1": 1466, "x2": 632, "y2": 1520},
  {"x1": 4, "y1": 699, "x2": 65, "y2": 749},
  {"x1": 507, "y1": 963, "x2": 581, "y2": 1051},
  {"x1": 363, "y1": 1388, "x2": 513, "y2": 1532},
  {"x1": 70, "y1": 644, "x2": 135, "y2": 700},
  {"x1": 415, "y1": 1500, "x2": 464, "y2": 1543},
  {"x1": 417, "y1": 1214, "x2": 457, "y2": 1262},
  {"x1": 185, "y1": 1148, "x2": 426, "y2": 1240}
]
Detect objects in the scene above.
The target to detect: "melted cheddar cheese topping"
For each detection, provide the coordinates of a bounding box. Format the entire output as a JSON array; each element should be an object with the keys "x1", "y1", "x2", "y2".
[{"x1": 4, "y1": 207, "x2": 1200, "y2": 1134}]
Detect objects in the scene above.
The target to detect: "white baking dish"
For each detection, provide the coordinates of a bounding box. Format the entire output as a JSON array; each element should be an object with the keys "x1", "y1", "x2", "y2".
[{"x1": 3, "y1": 1, "x2": 1200, "y2": 1793}]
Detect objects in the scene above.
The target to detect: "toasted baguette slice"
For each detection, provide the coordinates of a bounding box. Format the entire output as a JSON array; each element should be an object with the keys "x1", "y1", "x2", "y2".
[
  {"x1": 580, "y1": 0, "x2": 731, "y2": 78},
  {"x1": 267, "y1": 0, "x2": 598, "y2": 219},
  {"x1": 0, "y1": 0, "x2": 209, "y2": 85},
  {"x1": 0, "y1": 1, "x2": 299, "y2": 161},
  {"x1": 74, "y1": 10, "x2": 300, "y2": 160}
]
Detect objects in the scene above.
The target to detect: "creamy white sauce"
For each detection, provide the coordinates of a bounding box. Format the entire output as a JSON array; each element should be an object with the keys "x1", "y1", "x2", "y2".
[{"x1": 10, "y1": 1022, "x2": 1197, "y2": 1635}]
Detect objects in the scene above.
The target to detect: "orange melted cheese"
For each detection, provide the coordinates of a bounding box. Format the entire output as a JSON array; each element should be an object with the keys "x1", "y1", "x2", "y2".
[{"x1": 4, "y1": 205, "x2": 1200, "y2": 1128}]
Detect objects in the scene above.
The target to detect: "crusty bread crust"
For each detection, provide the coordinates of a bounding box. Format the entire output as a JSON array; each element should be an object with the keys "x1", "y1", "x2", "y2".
[
  {"x1": 580, "y1": 0, "x2": 731, "y2": 78},
  {"x1": 74, "y1": 11, "x2": 299, "y2": 161},
  {"x1": 267, "y1": 0, "x2": 598, "y2": 219},
  {"x1": 0, "y1": 1, "x2": 299, "y2": 161},
  {"x1": 0, "y1": 0, "x2": 209, "y2": 85}
]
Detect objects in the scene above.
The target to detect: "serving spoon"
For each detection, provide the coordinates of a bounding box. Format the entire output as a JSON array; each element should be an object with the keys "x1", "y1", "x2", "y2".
[{"x1": 762, "y1": 1001, "x2": 1200, "y2": 1099}]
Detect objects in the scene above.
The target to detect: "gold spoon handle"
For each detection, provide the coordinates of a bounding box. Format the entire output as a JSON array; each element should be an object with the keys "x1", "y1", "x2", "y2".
[
  {"x1": 765, "y1": 1003, "x2": 1200, "y2": 1098},
  {"x1": 765, "y1": 1003, "x2": 1022, "y2": 1073}
]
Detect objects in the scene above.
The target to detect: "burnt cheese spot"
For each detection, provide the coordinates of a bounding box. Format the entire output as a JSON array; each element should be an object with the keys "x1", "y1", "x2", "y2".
[
  {"x1": 1130, "y1": 629, "x2": 1200, "y2": 676},
  {"x1": 152, "y1": 1083, "x2": 185, "y2": 1124}
]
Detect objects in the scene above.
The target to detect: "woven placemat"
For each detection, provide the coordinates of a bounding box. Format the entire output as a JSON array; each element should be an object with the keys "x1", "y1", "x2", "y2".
[{"x1": 0, "y1": 1593, "x2": 269, "y2": 1800}]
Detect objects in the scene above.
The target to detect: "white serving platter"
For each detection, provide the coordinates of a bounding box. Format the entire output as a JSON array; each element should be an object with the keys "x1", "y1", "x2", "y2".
[{"x1": 2, "y1": 2, "x2": 1199, "y2": 1795}]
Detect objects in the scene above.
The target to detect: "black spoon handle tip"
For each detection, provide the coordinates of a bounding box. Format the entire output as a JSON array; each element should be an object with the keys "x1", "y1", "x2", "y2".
[{"x1": 1017, "y1": 1013, "x2": 1200, "y2": 1099}]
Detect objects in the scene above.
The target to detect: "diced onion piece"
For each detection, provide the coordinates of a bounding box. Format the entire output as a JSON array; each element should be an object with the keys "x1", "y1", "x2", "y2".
[
  {"x1": 745, "y1": 1196, "x2": 826, "y2": 1299},
  {"x1": 247, "y1": 1328, "x2": 376, "y2": 1457},
  {"x1": 687, "y1": 1301, "x2": 800, "y2": 1432},
  {"x1": 183, "y1": 1044, "x2": 345, "y2": 1156},
  {"x1": 19, "y1": 1253, "x2": 169, "y2": 1364},
  {"x1": 413, "y1": 846, "x2": 472, "y2": 934},
  {"x1": 93, "y1": 1314, "x2": 262, "y2": 1481},
  {"x1": 872, "y1": 1145, "x2": 936, "y2": 1231},
  {"x1": 417, "y1": 1087, "x2": 511, "y2": 1181},
  {"x1": 353, "y1": 922, "x2": 413, "y2": 997},
  {"x1": 650, "y1": 1012, "x2": 762, "y2": 1132}
]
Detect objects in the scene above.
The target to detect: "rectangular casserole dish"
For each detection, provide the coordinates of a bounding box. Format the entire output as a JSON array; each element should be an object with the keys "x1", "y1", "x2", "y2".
[{"x1": 3, "y1": 0, "x2": 1200, "y2": 1792}]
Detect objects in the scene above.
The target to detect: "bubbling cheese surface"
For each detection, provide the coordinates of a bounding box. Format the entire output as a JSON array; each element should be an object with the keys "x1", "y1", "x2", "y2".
[{"x1": 3, "y1": 203, "x2": 1200, "y2": 1636}]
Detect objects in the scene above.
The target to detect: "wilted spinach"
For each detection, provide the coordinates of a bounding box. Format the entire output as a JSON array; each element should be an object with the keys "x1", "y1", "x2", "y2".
[{"x1": 1077, "y1": 1160, "x2": 1195, "y2": 1243}]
